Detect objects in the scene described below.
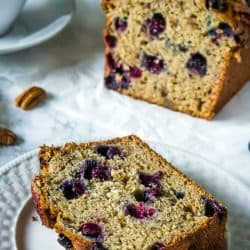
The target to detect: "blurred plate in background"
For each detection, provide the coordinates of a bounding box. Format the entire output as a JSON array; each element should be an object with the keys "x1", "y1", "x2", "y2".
[{"x1": 0, "y1": 0, "x2": 75, "y2": 55}]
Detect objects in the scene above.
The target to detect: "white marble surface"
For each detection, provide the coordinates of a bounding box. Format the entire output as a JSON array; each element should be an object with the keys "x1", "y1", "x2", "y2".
[{"x1": 0, "y1": 0, "x2": 250, "y2": 189}]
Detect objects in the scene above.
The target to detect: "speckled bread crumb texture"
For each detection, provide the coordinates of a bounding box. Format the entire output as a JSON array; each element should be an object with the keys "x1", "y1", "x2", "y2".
[
  {"x1": 102, "y1": 0, "x2": 250, "y2": 119},
  {"x1": 32, "y1": 135, "x2": 227, "y2": 250}
]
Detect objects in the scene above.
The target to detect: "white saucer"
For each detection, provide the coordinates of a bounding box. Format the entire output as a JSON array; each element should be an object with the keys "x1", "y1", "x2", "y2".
[{"x1": 0, "y1": 0, "x2": 75, "y2": 55}]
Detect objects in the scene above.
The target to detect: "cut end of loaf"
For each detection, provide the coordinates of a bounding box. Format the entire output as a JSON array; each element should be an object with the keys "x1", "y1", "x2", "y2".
[
  {"x1": 102, "y1": 0, "x2": 250, "y2": 119},
  {"x1": 32, "y1": 135, "x2": 227, "y2": 250}
]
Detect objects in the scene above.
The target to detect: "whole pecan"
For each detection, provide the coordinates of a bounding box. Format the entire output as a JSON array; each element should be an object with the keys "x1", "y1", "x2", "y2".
[
  {"x1": 15, "y1": 86, "x2": 47, "y2": 110},
  {"x1": 0, "y1": 127, "x2": 17, "y2": 145}
]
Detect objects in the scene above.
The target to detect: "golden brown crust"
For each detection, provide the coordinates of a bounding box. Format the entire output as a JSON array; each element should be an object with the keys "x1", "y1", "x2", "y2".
[
  {"x1": 31, "y1": 176, "x2": 58, "y2": 228},
  {"x1": 32, "y1": 135, "x2": 227, "y2": 250},
  {"x1": 212, "y1": 42, "x2": 250, "y2": 116},
  {"x1": 39, "y1": 145, "x2": 60, "y2": 169},
  {"x1": 164, "y1": 218, "x2": 227, "y2": 250},
  {"x1": 31, "y1": 180, "x2": 52, "y2": 228}
]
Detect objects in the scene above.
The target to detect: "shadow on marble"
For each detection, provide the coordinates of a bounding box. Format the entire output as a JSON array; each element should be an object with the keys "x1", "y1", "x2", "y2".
[
  {"x1": 0, "y1": 77, "x2": 14, "y2": 126},
  {"x1": 45, "y1": 92, "x2": 54, "y2": 103},
  {"x1": 0, "y1": 99, "x2": 10, "y2": 126}
]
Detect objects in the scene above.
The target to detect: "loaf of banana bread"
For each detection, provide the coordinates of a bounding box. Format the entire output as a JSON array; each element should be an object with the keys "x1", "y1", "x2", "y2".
[
  {"x1": 31, "y1": 135, "x2": 227, "y2": 249},
  {"x1": 102, "y1": 0, "x2": 250, "y2": 119}
]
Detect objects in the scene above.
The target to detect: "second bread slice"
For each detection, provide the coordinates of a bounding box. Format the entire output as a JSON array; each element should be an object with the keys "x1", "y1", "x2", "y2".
[{"x1": 32, "y1": 135, "x2": 227, "y2": 250}]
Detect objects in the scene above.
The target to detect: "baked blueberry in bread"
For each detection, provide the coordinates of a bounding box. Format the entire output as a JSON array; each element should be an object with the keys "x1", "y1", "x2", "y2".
[
  {"x1": 102, "y1": 0, "x2": 250, "y2": 119},
  {"x1": 32, "y1": 135, "x2": 227, "y2": 249}
]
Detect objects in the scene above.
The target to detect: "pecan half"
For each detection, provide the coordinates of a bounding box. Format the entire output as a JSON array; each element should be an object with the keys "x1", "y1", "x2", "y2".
[
  {"x1": 0, "y1": 127, "x2": 17, "y2": 145},
  {"x1": 15, "y1": 86, "x2": 47, "y2": 110}
]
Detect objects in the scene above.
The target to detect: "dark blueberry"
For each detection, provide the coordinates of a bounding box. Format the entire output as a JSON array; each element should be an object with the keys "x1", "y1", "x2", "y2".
[
  {"x1": 106, "y1": 53, "x2": 117, "y2": 71},
  {"x1": 218, "y1": 22, "x2": 234, "y2": 37},
  {"x1": 204, "y1": 198, "x2": 227, "y2": 221},
  {"x1": 106, "y1": 53, "x2": 126, "y2": 75},
  {"x1": 78, "y1": 159, "x2": 97, "y2": 180},
  {"x1": 138, "y1": 171, "x2": 163, "y2": 187},
  {"x1": 172, "y1": 189, "x2": 185, "y2": 199},
  {"x1": 120, "y1": 74, "x2": 131, "y2": 89},
  {"x1": 150, "y1": 242, "x2": 166, "y2": 250},
  {"x1": 60, "y1": 179, "x2": 86, "y2": 200},
  {"x1": 57, "y1": 234, "x2": 73, "y2": 249},
  {"x1": 105, "y1": 53, "x2": 132, "y2": 89},
  {"x1": 186, "y1": 53, "x2": 207, "y2": 76},
  {"x1": 79, "y1": 160, "x2": 111, "y2": 181},
  {"x1": 92, "y1": 164, "x2": 111, "y2": 181},
  {"x1": 116, "y1": 64, "x2": 124, "y2": 75},
  {"x1": 208, "y1": 28, "x2": 221, "y2": 45},
  {"x1": 208, "y1": 28, "x2": 218, "y2": 39},
  {"x1": 208, "y1": 28, "x2": 217, "y2": 37},
  {"x1": 105, "y1": 35, "x2": 117, "y2": 48},
  {"x1": 92, "y1": 242, "x2": 108, "y2": 250},
  {"x1": 96, "y1": 145, "x2": 122, "y2": 159},
  {"x1": 130, "y1": 66, "x2": 142, "y2": 78},
  {"x1": 105, "y1": 74, "x2": 118, "y2": 90},
  {"x1": 115, "y1": 17, "x2": 128, "y2": 32},
  {"x1": 209, "y1": 23, "x2": 235, "y2": 44},
  {"x1": 123, "y1": 203, "x2": 155, "y2": 219},
  {"x1": 104, "y1": 74, "x2": 130, "y2": 90},
  {"x1": 141, "y1": 54, "x2": 165, "y2": 74},
  {"x1": 146, "y1": 13, "x2": 166, "y2": 37},
  {"x1": 144, "y1": 186, "x2": 163, "y2": 200},
  {"x1": 135, "y1": 186, "x2": 163, "y2": 203},
  {"x1": 205, "y1": 0, "x2": 228, "y2": 11},
  {"x1": 81, "y1": 223, "x2": 104, "y2": 242}
]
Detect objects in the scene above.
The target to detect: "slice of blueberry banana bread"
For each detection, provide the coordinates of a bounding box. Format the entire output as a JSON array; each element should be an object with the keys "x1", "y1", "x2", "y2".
[
  {"x1": 102, "y1": 0, "x2": 250, "y2": 119},
  {"x1": 32, "y1": 135, "x2": 227, "y2": 250}
]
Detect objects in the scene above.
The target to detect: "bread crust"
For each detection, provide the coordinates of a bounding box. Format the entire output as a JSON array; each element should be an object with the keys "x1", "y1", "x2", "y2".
[
  {"x1": 31, "y1": 178, "x2": 55, "y2": 228},
  {"x1": 102, "y1": 0, "x2": 250, "y2": 120},
  {"x1": 212, "y1": 42, "x2": 250, "y2": 116},
  {"x1": 32, "y1": 135, "x2": 227, "y2": 250}
]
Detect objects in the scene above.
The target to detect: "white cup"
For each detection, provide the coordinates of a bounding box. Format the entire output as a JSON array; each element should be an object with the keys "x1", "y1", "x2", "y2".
[{"x1": 0, "y1": 0, "x2": 26, "y2": 36}]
